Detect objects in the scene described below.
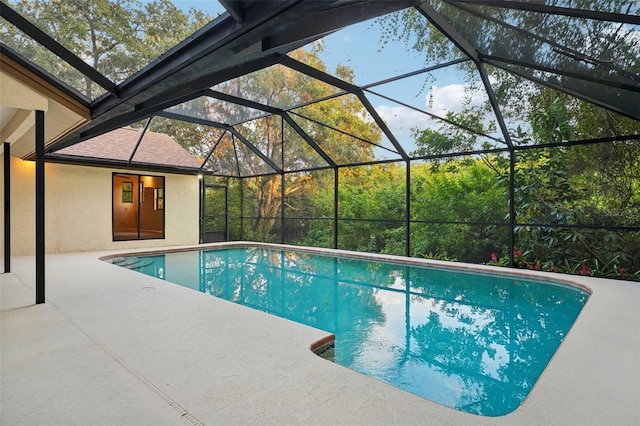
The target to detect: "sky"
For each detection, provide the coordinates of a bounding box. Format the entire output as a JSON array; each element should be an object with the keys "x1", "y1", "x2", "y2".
[
  {"x1": 312, "y1": 17, "x2": 499, "y2": 154},
  {"x1": 172, "y1": 0, "x2": 225, "y2": 16}
]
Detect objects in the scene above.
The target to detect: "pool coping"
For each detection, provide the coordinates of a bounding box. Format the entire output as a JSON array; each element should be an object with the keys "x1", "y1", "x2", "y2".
[
  {"x1": 101, "y1": 241, "x2": 595, "y2": 294},
  {"x1": 2, "y1": 243, "x2": 639, "y2": 425}
]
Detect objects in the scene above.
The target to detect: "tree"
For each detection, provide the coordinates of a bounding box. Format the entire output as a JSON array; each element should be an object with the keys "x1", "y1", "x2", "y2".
[
  {"x1": 2, "y1": 0, "x2": 210, "y2": 98},
  {"x1": 202, "y1": 45, "x2": 381, "y2": 240},
  {"x1": 335, "y1": 163, "x2": 406, "y2": 254},
  {"x1": 411, "y1": 108, "x2": 497, "y2": 161},
  {"x1": 409, "y1": 158, "x2": 508, "y2": 262}
]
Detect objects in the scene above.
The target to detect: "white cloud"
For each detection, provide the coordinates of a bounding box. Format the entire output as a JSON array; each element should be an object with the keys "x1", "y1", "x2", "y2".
[
  {"x1": 376, "y1": 104, "x2": 437, "y2": 137},
  {"x1": 375, "y1": 82, "x2": 488, "y2": 138},
  {"x1": 427, "y1": 83, "x2": 486, "y2": 116},
  {"x1": 375, "y1": 104, "x2": 439, "y2": 153},
  {"x1": 373, "y1": 80, "x2": 509, "y2": 154}
]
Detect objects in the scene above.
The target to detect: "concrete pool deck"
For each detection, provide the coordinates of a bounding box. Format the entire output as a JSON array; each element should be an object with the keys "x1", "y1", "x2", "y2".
[{"x1": 1, "y1": 244, "x2": 639, "y2": 425}]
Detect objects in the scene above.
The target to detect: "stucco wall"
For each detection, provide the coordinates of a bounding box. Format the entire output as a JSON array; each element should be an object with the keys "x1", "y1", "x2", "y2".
[{"x1": 0, "y1": 154, "x2": 199, "y2": 255}]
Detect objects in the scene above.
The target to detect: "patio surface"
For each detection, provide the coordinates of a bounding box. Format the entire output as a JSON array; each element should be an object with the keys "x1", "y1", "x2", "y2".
[{"x1": 1, "y1": 244, "x2": 639, "y2": 425}]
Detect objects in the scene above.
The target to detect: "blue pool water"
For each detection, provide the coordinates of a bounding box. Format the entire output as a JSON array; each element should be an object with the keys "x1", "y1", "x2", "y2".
[{"x1": 108, "y1": 247, "x2": 589, "y2": 416}]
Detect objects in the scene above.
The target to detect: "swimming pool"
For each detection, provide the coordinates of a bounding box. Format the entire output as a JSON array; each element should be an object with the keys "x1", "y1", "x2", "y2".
[{"x1": 107, "y1": 245, "x2": 589, "y2": 416}]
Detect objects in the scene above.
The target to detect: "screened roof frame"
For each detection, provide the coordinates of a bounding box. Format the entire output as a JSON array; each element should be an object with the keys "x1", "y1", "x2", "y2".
[
  {"x1": 449, "y1": 0, "x2": 640, "y2": 24},
  {"x1": 430, "y1": 1, "x2": 640, "y2": 119},
  {"x1": 2, "y1": 0, "x2": 638, "y2": 178},
  {"x1": 0, "y1": 2, "x2": 117, "y2": 97},
  {"x1": 450, "y1": 2, "x2": 638, "y2": 82},
  {"x1": 138, "y1": 48, "x2": 518, "y2": 176}
]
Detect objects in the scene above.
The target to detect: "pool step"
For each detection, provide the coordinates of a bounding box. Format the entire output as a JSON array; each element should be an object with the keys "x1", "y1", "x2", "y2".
[
  {"x1": 111, "y1": 257, "x2": 154, "y2": 270},
  {"x1": 125, "y1": 258, "x2": 154, "y2": 269}
]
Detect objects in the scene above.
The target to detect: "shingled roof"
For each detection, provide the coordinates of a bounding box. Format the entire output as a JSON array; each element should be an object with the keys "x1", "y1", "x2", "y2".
[{"x1": 55, "y1": 127, "x2": 202, "y2": 169}]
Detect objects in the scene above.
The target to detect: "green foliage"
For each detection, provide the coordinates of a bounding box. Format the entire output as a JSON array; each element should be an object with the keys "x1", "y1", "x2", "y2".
[
  {"x1": 296, "y1": 146, "x2": 639, "y2": 282},
  {"x1": 411, "y1": 109, "x2": 497, "y2": 159},
  {"x1": 331, "y1": 164, "x2": 406, "y2": 254},
  {"x1": 529, "y1": 95, "x2": 574, "y2": 143},
  {"x1": 409, "y1": 159, "x2": 508, "y2": 262},
  {"x1": 501, "y1": 124, "x2": 640, "y2": 280},
  {"x1": 488, "y1": 247, "x2": 639, "y2": 281}
]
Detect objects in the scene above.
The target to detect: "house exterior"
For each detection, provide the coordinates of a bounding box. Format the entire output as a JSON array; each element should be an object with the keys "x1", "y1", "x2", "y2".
[{"x1": 1, "y1": 127, "x2": 201, "y2": 256}]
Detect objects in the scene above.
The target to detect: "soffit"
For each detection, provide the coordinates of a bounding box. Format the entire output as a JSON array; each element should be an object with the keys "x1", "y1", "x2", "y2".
[{"x1": 0, "y1": 51, "x2": 90, "y2": 158}]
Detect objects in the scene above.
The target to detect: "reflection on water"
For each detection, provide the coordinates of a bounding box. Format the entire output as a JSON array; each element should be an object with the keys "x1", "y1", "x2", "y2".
[{"x1": 122, "y1": 247, "x2": 588, "y2": 416}]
